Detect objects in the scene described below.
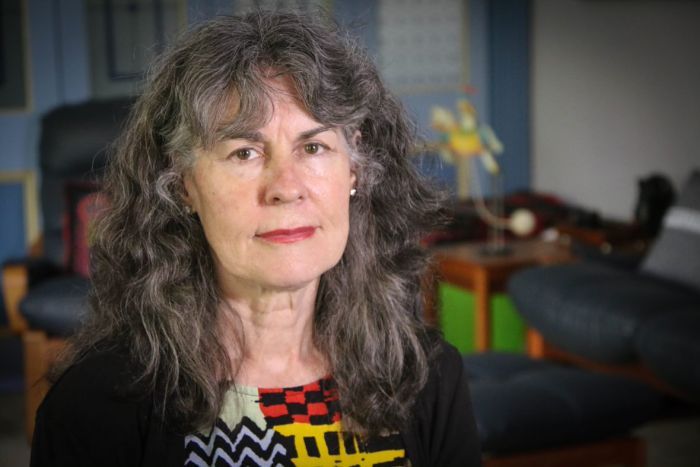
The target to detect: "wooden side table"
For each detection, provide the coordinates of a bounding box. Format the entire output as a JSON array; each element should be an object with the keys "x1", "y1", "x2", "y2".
[
  {"x1": 556, "y1": 221, "x2": 649, "y2": 255},
  {"x1": 431, "y1": 239, "x2": 572, "y2": 352}
]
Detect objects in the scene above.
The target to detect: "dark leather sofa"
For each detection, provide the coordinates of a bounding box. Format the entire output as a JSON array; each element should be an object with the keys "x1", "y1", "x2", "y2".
[{"x1": 508, "y1": 170, "x2": 700, "y2": 403}]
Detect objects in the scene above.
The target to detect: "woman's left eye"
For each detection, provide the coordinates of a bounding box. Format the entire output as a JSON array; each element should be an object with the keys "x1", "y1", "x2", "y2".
[{"x1": 303, "y1": 142, "x2": 326, "y2": 155}]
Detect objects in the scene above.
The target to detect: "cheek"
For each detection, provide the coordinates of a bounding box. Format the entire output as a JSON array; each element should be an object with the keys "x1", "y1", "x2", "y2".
[
  {"x1": 326, "y1": 191, "x2": 352, "y2": 238},
  {"x1": 324, "y1": 178, "x2": 352, "y2": 228},
  {"x1": 198, "y1": 186, "x2": 256, "y2": 239}
]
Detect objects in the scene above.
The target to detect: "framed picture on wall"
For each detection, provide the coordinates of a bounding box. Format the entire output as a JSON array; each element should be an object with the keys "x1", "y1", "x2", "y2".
[
  {"x1": 0, "y1": 0, "x2": 31, "y2": 112},
  {"x1": 0, "y1": 171, "x2": 39, "y2": 258},
  {"x1": 86, "y1": 0, "x2": 187, "y2": 98},
  {"x1": 233, "y1": 0, "x2": 330, "y2": 13},
  {"x1": 378, "y1": 0, "x2": 469, "y2": 95}
]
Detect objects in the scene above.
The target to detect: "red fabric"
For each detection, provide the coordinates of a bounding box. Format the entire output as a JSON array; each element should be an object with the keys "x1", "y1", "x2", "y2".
[
  {"x1": 62, "y1": 182, "x2": 104, "y2": 278},
  {"x1": 284, "y1": 390, "x2": 306, "y2": 404},
  {"x1": 73, "y1": 193, "x2": 108, "y2": 277},
  {"x1": 262, "y1": 404, "x2": 289, "y2": 418},
  {"x1": 259, "y1": 377, "x2": 341, "y2": 425}
]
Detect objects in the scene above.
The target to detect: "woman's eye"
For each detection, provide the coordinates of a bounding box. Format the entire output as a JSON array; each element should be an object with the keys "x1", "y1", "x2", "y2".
[
  {"x1": 304, "y1": 143, "x2": 324, "y2": 155},
  {"x1": 231, "y1": 148, "x2": 260, "y2": 161}
]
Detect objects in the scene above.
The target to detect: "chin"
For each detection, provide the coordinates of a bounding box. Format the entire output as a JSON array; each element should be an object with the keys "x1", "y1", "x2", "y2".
[{"x1": 259, "y1": 258, "x2": 339, "y2": 291}]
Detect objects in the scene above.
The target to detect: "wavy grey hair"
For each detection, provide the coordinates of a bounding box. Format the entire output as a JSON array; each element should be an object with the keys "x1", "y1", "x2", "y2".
[{"x1": 63, "y1": 10, "x2": 445, "y2": 435}]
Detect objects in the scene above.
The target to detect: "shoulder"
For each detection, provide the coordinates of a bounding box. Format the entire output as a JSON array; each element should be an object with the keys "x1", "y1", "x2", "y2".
[
  {"x1": 40, "y1": 344, "x2": 142, "y2": 418},
  {"x1": 430, "y1": 338, "x2": 464, "y2": 380},
  {"x1": 418, "y1": 337, "x2": 466, "y2": 406},
  {"x1": 32, "y1": 345, "x2": 154, "y2": 466},
  {"x1": 404, "y1": 336, "x2": 482, "y2": 467}
]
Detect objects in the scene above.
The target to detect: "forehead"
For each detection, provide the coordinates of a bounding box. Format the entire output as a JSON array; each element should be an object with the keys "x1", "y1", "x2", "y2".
[
  {"x1": 262, "y1": 84, "x2": 318, "y2": 125},
  {"x1": 214, "y1": 77, "x2": 326, "y2": 141}
]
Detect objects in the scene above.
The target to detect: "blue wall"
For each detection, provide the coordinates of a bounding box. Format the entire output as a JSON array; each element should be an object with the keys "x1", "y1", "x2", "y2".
[
  {"x1": 489, "y1": 0, "x2": 531, "y2": 193},
  {"x1": 0, "y1": 0, "x2": 90, "y2": 171}
]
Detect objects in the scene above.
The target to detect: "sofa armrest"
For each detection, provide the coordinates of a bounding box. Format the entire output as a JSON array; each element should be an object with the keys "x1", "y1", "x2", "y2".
[{"x1": 2, "y1": 258, "x2": 63, "y2": 334}]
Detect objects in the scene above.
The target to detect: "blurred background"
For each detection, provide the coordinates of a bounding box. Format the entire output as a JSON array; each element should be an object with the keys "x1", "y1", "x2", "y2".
[
  {"x1": 2, "y1": 0, "x2": 700, "y2": 267},
  {"x1": 1, "y1": 0, "x2": 699, "y2": 465}
]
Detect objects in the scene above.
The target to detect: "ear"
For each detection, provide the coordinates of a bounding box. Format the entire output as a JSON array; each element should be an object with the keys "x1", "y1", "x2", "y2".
[
  {"x1": 182, "y1": 171, "x2": 197, "y2": 211},
  {"x1": 349, "y1": 130, "x2": 361, "y2": 187},
  {"x1": 352, "y1": 130, "x2": 362, "y2": 148}
]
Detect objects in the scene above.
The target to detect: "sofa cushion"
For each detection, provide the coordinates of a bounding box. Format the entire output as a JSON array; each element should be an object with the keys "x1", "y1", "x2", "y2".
[
  {"x1": 508, "y1": 262, "x2": 700, "y2": 363},
  {"x1": 641, "y1": 170, "x2": 700, "y2": 292},
  {"x1": 19, "y1": 275, "x2": 90, "y2": 336},
  {"x1": 636, "y1": 309, "x2": 700, "y2": 402},
  {"x1": 462, "y1": 351, "x2": 552, "y2": 381},
  {"x1": 463, "y1": 352, "x2": 664, "y2": 454}
]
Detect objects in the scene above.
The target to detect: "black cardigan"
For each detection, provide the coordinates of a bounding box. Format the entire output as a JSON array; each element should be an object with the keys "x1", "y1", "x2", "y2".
[{"x1": 31, "y1": 340, "x2": 481, "y2": 466}]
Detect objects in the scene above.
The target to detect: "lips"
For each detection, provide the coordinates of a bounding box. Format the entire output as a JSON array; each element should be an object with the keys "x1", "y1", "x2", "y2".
[{"x1": 256, "y1": 226, "x2": 317, "y2": 244}]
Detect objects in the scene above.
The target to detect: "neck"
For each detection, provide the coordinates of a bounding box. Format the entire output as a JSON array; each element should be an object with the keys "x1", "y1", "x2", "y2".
[{"x1": 219, "y1": 278, "x2": 328, "y2": 388}]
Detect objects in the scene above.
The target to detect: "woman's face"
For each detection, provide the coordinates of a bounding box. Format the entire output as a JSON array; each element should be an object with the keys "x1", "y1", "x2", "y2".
[{"x1": 184, "y1": 79, "x2": 356, "y2": 295}]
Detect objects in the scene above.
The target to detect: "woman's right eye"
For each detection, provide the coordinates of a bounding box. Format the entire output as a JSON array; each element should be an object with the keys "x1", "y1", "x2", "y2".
[{"x1": 230, "y1": 147, "x2": 261, "y2": 161}]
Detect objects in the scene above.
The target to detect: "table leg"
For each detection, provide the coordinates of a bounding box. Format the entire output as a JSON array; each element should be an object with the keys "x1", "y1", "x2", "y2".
[
  {"x1": 422, "y1": 266, "x2": 439, "y2": 326},
  {"x1": 527, "y1": 328, "x2": 546, "y2": 358},
  {"x1": 474, "y1": 268, "x2": 491, "y2": 351}
]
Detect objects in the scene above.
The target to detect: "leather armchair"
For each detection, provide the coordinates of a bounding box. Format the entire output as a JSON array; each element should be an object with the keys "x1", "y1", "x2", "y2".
[{"x1": 2, "y1": 98, "x2": 133, "y2": 439}]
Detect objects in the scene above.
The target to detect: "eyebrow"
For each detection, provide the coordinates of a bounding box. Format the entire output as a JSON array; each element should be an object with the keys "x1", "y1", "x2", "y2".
[
  {"x1": 226, "y1": 130, "x2": 264, "y2": 142},
  {"x1": 297, "y1": 125, "x2": 334, "y2": 141},
  {"x1": 226, "y1": 125, "x2": 334, "y2": 143}
]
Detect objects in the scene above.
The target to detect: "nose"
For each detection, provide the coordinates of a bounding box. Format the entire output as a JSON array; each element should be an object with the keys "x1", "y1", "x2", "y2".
[{"x1": 262, "y1": 154, "x2": 306, "y2": 205}]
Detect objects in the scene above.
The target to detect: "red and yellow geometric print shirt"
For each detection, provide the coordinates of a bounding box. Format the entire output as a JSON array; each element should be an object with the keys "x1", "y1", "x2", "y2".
[{"x1": 184, "y1": 377, "x2": 406, "y2": 466}]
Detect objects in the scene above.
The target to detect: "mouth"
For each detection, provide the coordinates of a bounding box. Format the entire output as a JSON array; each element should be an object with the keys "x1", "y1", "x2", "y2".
[{"x1": 256, "y1": 226, "x2": 317, "y2": 244}]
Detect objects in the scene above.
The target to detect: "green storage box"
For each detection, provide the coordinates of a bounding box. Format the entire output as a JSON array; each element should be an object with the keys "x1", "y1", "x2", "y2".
[{"x1": 438, "y1": 282, "x2": 526, "y2": 354}]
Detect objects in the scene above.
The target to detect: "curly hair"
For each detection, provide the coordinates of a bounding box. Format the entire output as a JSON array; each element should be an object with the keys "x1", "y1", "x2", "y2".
[{"x1": 63, "y1": 10, "x2": 445, "y2": 435}]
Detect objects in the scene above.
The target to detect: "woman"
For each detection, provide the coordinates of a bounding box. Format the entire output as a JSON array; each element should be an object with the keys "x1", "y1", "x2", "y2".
[{"x1": 31, "y1": 10, "x2": 481, "y2": 467}]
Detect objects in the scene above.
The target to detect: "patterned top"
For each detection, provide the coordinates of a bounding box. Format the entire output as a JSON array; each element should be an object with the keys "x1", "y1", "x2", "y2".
[{"x1": 184, "y1": 377, "x2": 406, "y2": 466}]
